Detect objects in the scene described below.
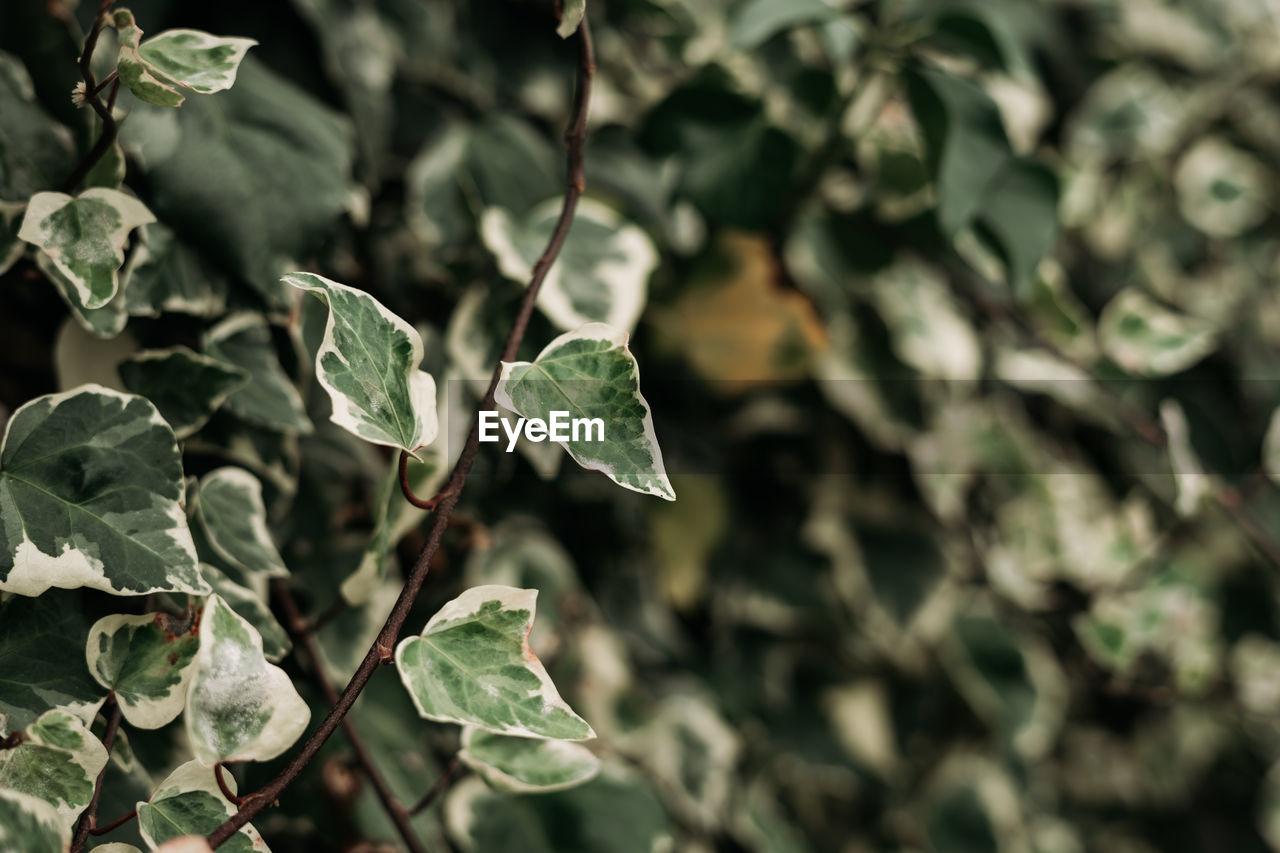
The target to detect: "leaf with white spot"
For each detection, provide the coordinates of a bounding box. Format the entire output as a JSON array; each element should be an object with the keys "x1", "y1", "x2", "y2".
[
  {"x1": 460, "y1": 726, "x2": 600, "y2": 793},
  {"x1": 193, "y1": 467, "x2": 289, "y2": 585},
  {"x1": 1098, "y1": 289, "x2": 1217, "y2": 376},
  {"x1": 118, "y1": 347, "x2": 249, "y2": 439},
  {"x1": 0, "y1": 386, "x2": 207, "y2": 597},
  {"x1": 0, "y1": 709, "x2": 108, "y2": 827},
  {"x1": 18, "y1": 189, "x2": 154, "y2": 310},
  {"x1": 201, "y1": 563, "x2": 290, "y2": 662},
  {"x1": 395, "y1": 585, "x2": 594, "y2": 740},
  {"x1": 114, "y1": 9, "x2": 256, "y2": 108},
  {"x1": 0, "y1": 788, "x2": 69, "y2": 853},
  {"x1": 496, "y1": 324, "x2": 675, "y2": 500},
  {"x1": 137, "y1": 761, "x2": 268, "y2": 852},
  {"x1": 285, "y1": 272, "x2": 439, "y2": 453},
  {"x1": 481, "y1": 198, "x2": 657, "y2": 333},
  {"x1": 184, "y1": 595, "x2": 309, "y2": 765},
  {"x1": 86, "y1": 612, "x2": 200, "y2": 729},
  {"x1": 202, "y1": 314, "x2": 312, "y2": 435}
]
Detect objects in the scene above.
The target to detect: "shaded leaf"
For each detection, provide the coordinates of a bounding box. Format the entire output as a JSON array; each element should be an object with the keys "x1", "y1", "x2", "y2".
[
  {"x1": 0, "y1": 50, "x2": 74, "y2": 202},
  {"x1": 121, "y1": 223, "x2": 230, "y2": 319},
  {"x1": 202, "y1": 315, "x2": 312, "y2": 435},
  {"x1": 729, "y1": 0, "x2": 844, "y2": 49},
  {"x1": 0, "y1": 590, "x2": 104, "y2": 729},
  {"x1": 118, "y1": 347, "x2": 249, "y2": 439}
]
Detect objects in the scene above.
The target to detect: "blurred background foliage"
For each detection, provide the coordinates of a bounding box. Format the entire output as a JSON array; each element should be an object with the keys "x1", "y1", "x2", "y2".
[{"x1": 5, "y1": 0, "x2": 1280, "y2": 850}]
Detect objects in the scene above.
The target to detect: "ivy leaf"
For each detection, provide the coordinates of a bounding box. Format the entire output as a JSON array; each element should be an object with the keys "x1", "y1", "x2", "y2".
[
  {"x1": 184, "y1": 595, "x2": 309, "y2": 765},
  {"x1": 136, "y1": 761, "x2": 268, "y2": 852},
  {"x1": 35, "y1": 251, "x2": 130, "y2": 338},
  {"x1": 728, "y1": 0, "x2": 844, "y2": 49},
  {"x1": 460, "y1": 726, "x2": 601, "y2": 793},
  {"x1": 114, "y1": 9, "x2": 256, "y2": 108},
  {"x1": 202, "y1": 315, "x2": 312, "y2": 435},
  {"x1": 0, "y1": 709, "x2": 108, "y2": 827},
  {"x1": 0, "y1": 386, "x2": 207, "y2": 597},
  {"x1": 557, "y1": 0, "x2": 586, "y2": 38},
  {"x1": 0, "y1": 51, "x2": 75, "y2": 202},
  {"x1": 86, "y1": 612, "x2": 200, "y2": 729},
  {"x1": 193, "y1": 467, "x2": 289, "y2": 585},
  {"x1": 122, "y1": 223, "x2": 230, "y2": 319},
  {"x1": 0, "y1": 591, "x2": 104, "y2": 729},
  {"x1": 0, "y1": 200, "x2": 24, "y2": 276},
  {"x1": 395, "y1": 585, "x2": 595, "y2": 740},
  {"x1": 481, "y1": 198, "x2": 658, "y2": 333},
  {"x1": 285, "y1": 272, "x2": 439, "y2": 453},
  {"x1": 118, "y1": 347, "x2": 250, "y2": 439},
  {"x1": 0, "y1": 789, "x2": 69, "y2": 853},
  {"x1": 1097, "y1": 289, "x2": 1217, "y2": 376},
  {"x1": 17, "y1": 189, "x2": 155, "y2": 310},
  {"x1": 496, "y1": 324, "x2": 676, "y2": 501},
  {"x1": 201, "y1": 563, "x2": 291, "y2": 662}
]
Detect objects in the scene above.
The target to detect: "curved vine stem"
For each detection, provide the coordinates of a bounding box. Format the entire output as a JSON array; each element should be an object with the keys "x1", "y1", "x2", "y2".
[
  {"x1": 69, "y1": 693, "x2": 121, "y2": 852},
  {"x1": 63, "y1": 0, "x2": 121, "y2": 193},
  {"x1": 206, "y1": 16, "x2": 595, "y2": 847}
]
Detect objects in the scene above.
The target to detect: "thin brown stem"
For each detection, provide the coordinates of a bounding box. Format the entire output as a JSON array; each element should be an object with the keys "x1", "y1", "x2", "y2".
[
  {"x1": 215, "y1": 763, "x2": 246, "y2": 807},
  {"x1": 273, "y1": 580, "x2": 426, "y2": 853},
  {"x1": 63, "y1": 1, "x2": 121, "y2": 193},
  {"x1": 207, "y1": 18, "x2": 595, "y2": 848},
  {"x1": 398, "y1": 449, "x2": 438, "y2": 509},
  {"x1": 409, "y1": 757, "x2": 462, "y2": 816},
  {"x1": 69, "y1": 694, "x2": 122, "y2": 852},
  {"x1": 88, "y1": 807, "x2": 137, "y2": 837}
]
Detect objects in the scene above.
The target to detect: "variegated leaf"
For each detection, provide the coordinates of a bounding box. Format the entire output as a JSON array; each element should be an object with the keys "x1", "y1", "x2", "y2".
[
  {"x1": 193, "y1": 467, "x2": 289, "y2": 585},
  {"x1": 496, "y1": 324, "x2": 675, "y2": 500},
  {"x1": 481, "y1": 198, "x2": 657, "y2": 333},
  {"x1": 137, "y1": 761, "x2": 268, "y2": 852},
  {"x1": 201, "y1": 563, "x2": 290, "y2": 662},
  {"x1": 285, "y1": 272, "x2": 439, "y2": 453},
  {"x1": 118, "y1": 347, "x2": 249, "y2": 439},
  {"x1": 0, "y1": 789, "x2": 69, "y2": 853},
  {"x1": 86, "y1": 612, "x2": 200, "y2": 729},
  {"x1": 0, "y1": 386, "x2": 207, "y2": 597},
  {"x1": 114, "y1": 9, "x2": 256, "y2": 108},
  {"x1": 17, "y1": 189, "x2": 154, "y2": 310},
  {"x1": 0, "y1": 708, "x2": 108, "y2": 827},
  {"x1": 1098, "y1": 289, "x2": 1217, "y2": 376},
  {"x1": 184, "y1": 595, "x2": 308, "y2": 765},
  {"x1": 396, "y1": 585, "x2": 594, "y2": 740},
  {"x1": 202, "y1": 314, "x2": 312, "y2": 435},
  {"x1": 460, "y1": 726, "x2": 600, "y2": 793}
]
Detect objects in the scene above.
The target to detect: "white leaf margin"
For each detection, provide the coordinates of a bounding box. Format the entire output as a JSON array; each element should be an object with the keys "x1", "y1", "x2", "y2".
[
  {"x1": 459, "y1": 725, "x2": 601, "y2": 793},
  {"x1": 17, "y1": 189, "x2": 155, "y2": 310},
  {"x1": 196, "y1": 466, "x2": 289, "y2": 580},
  {"x1": 86, "y1": 614, "x2": 196, "y2": 730},
  {"x1": 137, "y1": 760, "x2": 267, "y2": 851},
  {"x1": 495, "y1": 323, "x2": 675, "y2": 501},
  {"x1": 0, "y1": 709, "x2": 109, "y2": 827},
  {"x1": 285, "y1": 272, "x2": 439, "y2": 454},
  {"x1": 396, "y1": 584, "x2": 597, "y2": 741},
  {"x1": 0, "y1": 788, "x2": 70, "y2": 852}
]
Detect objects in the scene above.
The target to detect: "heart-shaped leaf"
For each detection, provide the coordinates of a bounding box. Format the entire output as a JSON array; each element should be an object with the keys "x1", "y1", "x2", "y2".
[
  {"x1": 0, "y1": 386, "x2": 207, "y2": 597},
  {"x1": 136, "y1": 761, "x2": 267, "y2": 852},
  {"x1": 0, "y1": 709, "x2": 108, "y2": 827},
  {"x1": 184, "y1": 595, "x2": 308, "y2": 765},
  {"x1": 86, "y1": 612, "x2": 200, "y2": 729},
  {"x1": 396, "y1": 585, "x2": 594, "y2": 740},
  {"x1": 114, "y1": 9, "x2": 256, "y2": 108},
  {"x1": 496, "y1": 324, "x2": 675, "y2": 500}
]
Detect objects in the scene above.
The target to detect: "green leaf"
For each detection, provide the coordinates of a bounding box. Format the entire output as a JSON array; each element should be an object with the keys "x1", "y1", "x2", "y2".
[
  {"x1": 0, "y1": 789, "x2": 68, "y2": 853},
  {"x1": 481, "y1": 198, "x2": 658, "y2": 333},
  {"x1": 136, "y1": 760, "x2": 267, "y2": 852},
  {"x1": 35, "y1": 251, "x2": 130, "y2": 338},
  {"x1": 0, "y1": 590, "x2": 104, "y2": 729},
  {"x1": 184, "y1": 595, "x2": 308, "y2": 765},
  {"x1": 201, "y1": 563, "x2": 291, "y2": 662},
  {"x1": 121, "y1": 223, "x2": 230, "y2": 319},
  {"x1": 0, "y1": 708, "x2": 108, "y2": 827},
  {"x1": 120, "y1": 57, "x2": 354, "y2": 304},
  {"x1": 0, "y1": 199, "x2": 25, "y2": 276},
  {"x1": 202, "y1": 315, "x2": 312, "y2": 435},
  {"x1": 285, "y1": 272, "x2": 439, "y2": 453},
  {"x1": 972, "y1": 158, "x2": 1059, "y2": 292},
  {"x1": 86, "y1": 612, "x2": 200, "y2": 729},
  {"x1": 118, "y1": 347, "x2": 250, "y2": 439},
  {"x1": 460, "y1": 726, "x2": 601, "y2": 793},
  {"x1": 495, "y1": 324, "x2": 676, "y2": 500},
  {"x1": 728, "y1": 0, "x2": 844, "y2": 49},
  {"x1": 17, "y1": 189, "x2": 155, "y2": 310},
  {"x1": 557, "y1": 0, "x2": 586, "y2": 38},
  {"x1": 1097, "y1": 289, "x2": 1218, "y2": 376},
  {"x1": 0, "y1": 50, "x2": 75, "y2": 202},
  {"x1": 395, "y1": 585, "x2": 595, "y2": 740},
  {"x1": 445, "y1": 765, "x2": 672, "y2": 853},
  {"x1": 114, "y1": 9, "x2": 256, "y2": 108},
  {"x1": 193, "y1": 467, "x2": 289, "y2": 586},
  {"x1": 0, "y1": 386, "x2": 207, "y2": 597}
]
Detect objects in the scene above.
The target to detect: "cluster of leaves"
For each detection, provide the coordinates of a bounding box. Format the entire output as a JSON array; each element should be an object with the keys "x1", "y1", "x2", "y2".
[{"x1": 5, "y1": 0, "x2": 1280, "y2": 851}]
